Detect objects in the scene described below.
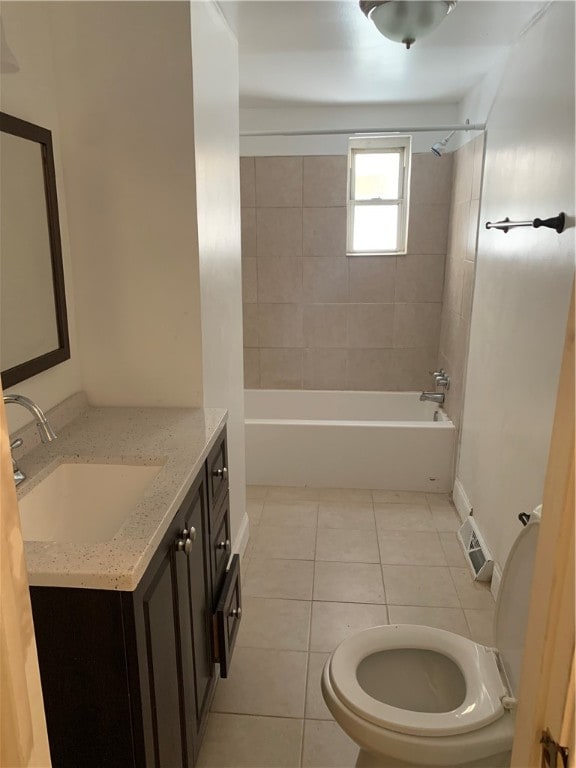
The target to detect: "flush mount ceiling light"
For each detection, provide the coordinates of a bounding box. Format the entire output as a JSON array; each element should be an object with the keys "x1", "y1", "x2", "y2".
[{"x1": 359, "y1": 0, "x2": 457, "y2": 49}]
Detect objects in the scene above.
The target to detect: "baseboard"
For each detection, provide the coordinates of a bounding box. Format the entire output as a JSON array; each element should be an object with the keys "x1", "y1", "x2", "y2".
[
  {"x1": 233, "y1": 512, "x2": 250, "y2": 561},
  {"x1": 453, "y1": 477, "x2": 473, "y2": 522},
  {"x1": 491, "y1": 562, "x2": 502, "y2": 600}
]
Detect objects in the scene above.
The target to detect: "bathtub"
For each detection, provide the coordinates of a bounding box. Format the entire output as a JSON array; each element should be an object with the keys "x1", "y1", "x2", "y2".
[{"x1": 245, "y1": 390, "x2": 456, "y2": 492}]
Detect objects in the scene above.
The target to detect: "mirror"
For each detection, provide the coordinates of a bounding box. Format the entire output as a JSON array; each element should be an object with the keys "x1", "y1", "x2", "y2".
[{"x1": 0, "y1": 112, "x2": 70, "y2": 388}]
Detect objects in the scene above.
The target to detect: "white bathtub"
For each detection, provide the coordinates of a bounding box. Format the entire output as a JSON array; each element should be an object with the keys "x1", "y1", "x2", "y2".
[{"x1": 245, "y1": 390, "x2": 456, "y2": 492}]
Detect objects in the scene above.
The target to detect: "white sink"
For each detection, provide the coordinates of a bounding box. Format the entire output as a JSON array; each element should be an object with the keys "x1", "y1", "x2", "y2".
[{"x1": 18, "y1": 462, "x2": 162, "y2": 544}]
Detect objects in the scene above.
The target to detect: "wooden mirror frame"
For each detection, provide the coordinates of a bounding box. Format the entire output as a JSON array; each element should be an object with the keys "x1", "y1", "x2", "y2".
[{"x1": 0, "y1": 112, "x2": 70, "y2": 388}]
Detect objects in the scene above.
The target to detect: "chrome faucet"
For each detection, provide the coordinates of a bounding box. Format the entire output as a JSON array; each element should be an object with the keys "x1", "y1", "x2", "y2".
[
  {"x1": 3, "y1": 394, "x2": 57, "y2": 486},
  {"x1": 420, "y1": 391, "x2": 445, "y2": 404}
]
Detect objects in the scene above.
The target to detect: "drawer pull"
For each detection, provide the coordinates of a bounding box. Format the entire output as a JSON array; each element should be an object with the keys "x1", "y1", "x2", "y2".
[
  {"x1": 229, "y1": 607, "x2": 242, "y2": 619},
  {"x1": 176, "y1": 527, "x2": 196, "y2": 555},
  {"x1": 217, "y1": 539, "x2": 231, "y2": 552},
  {"x1": 212, "y1": 467, "x2": 228, "y2": 479}
]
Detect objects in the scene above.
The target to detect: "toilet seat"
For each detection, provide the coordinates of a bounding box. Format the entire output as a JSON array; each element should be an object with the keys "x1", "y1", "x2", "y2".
[{"x1": 329, "y1": 624, "x2": 509, "y2": 738}]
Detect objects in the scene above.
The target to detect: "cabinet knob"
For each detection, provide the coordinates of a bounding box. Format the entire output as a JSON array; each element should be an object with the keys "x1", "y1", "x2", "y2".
[
  {"x1": 229, "y1": 606, "x2": 242, "y2": 619},
  {"x1": 217, "y1": 539, "x2": 231, "y2": 552},
  {"x1": 212, "y1": 467, "x2": 228, "y2": 479},
  {"x1": 176, "y1": 527, "x2": 196, "y2": 555}
]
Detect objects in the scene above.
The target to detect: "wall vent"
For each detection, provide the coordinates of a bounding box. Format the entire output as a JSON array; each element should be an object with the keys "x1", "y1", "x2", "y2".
[{"x1": 457, "y1": 517, "x2": 493, "y2": 582}]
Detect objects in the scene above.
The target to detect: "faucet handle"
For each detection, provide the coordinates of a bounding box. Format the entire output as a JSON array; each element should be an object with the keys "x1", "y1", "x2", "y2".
[{"x1": 10, "y1": 438, "x2": 23, "y2": 451}]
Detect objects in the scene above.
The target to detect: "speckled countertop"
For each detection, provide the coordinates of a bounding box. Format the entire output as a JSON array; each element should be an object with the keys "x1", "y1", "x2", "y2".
[{"x1": 16, "y1": 402, "x2": 227, "y2": 591}]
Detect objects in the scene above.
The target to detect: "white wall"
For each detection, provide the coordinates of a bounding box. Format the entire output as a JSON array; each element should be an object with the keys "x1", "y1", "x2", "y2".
[
  {"x1": 190, "y1": 1, "x2": 247, "y2": 543},
  {"x1": 48, "y1": 1, "x2": 204, "y2": 408},
  {"x1": 0, "y1": 3, "x2": 82, "y2": 433},
  {"x1": 240, "y1": 102, "x2": 461, "y2": 155},
  {"x1": 456, "y1": 1, "x2": 575, "y2": 572}
]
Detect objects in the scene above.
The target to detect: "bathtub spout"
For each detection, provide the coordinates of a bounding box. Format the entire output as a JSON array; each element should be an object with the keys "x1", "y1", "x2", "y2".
[{"x1": 420, "y1": 391, "x2": 445, "y2": 404}]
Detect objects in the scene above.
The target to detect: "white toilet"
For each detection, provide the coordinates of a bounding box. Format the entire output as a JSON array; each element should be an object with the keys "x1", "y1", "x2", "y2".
[{"x1": 322, "y1": 512, "x2": 540, "y2": 768}]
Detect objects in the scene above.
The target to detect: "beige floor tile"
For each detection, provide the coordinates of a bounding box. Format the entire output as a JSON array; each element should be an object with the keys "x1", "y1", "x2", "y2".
[
  {"x1": 450, "y1": 568, "x2": 495, "y2": 610},
  {"x1": 197, "y1": 713, "x2": 303, "y2": 768},
  {"x1": 374, "y1": 504, "x2": 435, "y2": 532},
  {"x1": 302, "y1": 719, "x2": 360, "y2": 768},
  {"x1": 243, "y1": 558, "x2": 314, "y2": 600},
  {"x1": 247, "y1": 485, "x2": 269, "y2": 500},
  {"x1": 431, "y1": 507, "x2": 462, "y2": 532},
  {"x1": 372, "y1": 490, "x2": 429, "y2": 505},
  {"x1": 316, "y1": 488, "x2": 373, "y2": 503},
  {"x1": 388, "y1": 605, "x2": 470, "y2": 637},
  {"x1": 316, "y1": 528, "x2": 380, "y2": 563},
  {"x1": 426, "y1": 493, "x2": 454, "y2": 510},
  {"x1": 306, "y1": 653, "x2": 332, "y2": 720},
  {"x1": 247, "y1": 499, "x2": 264, "y2": 527},
  {"x1": 261, "y1": 501, "x2": 319, "y2": 528},
  {"x1": 318, "y1": 502, "x2": 375, "y2": 531},
  {"x1": 313, "y1": 562, "x2": 385, "y2": 604},
  {"x1": 310, "y1": 601, "x2": 388, "y2": 652},
  {"x1": 237, "y1": 597, "x2": 311, "y2": 651},
  {"x1": 382, "y1": 565, "x2": 460, "y2": 607},
  {"x1": 251, "y1": 525, "x2": 317, "y2": 560},
  {"x1": 212, "y1": 647, "x2": 307, "y2": 718},
  {"x1": 267, "y1": 486, "x2": 322, "y2": 501},
  {"x1": 439, "y1": 532, "x2": 468, "y2": 567},
  {"x1": 377, "y1": 530, "x2": 448, "y2": 566},
  {"x1": 465, "y1": 609, "x2": 495, "y2": 646}
]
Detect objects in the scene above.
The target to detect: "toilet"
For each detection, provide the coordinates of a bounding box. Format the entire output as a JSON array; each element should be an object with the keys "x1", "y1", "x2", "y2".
[{"x1": 322, "y1": 511, "x2": 541, "y2": 768}]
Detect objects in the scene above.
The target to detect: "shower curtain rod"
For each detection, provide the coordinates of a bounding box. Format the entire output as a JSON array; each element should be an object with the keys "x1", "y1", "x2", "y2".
[{"x1": 240, "y1": 123, "x2": 486, "y2": 137}]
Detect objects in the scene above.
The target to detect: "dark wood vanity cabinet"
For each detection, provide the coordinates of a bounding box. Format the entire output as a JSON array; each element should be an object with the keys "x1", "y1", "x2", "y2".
[{"x1": 30, "y1": 427, "x2": 241, "y2": 768}]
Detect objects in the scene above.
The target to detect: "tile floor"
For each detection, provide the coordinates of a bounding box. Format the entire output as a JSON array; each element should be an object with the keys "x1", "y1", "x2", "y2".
[{"x1": 198, "y1": 486, "x2": 495, "y2": 768}]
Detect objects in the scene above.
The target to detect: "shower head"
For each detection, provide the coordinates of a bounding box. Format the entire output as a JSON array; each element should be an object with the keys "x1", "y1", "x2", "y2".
[{"x1": 431, "y1": 130, "x2": 456, "y2": 157}]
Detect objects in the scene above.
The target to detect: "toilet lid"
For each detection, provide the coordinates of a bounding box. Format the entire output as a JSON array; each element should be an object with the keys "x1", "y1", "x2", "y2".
[{"x1": 328, "y1": 625, "x2": 508, "y2": 737}]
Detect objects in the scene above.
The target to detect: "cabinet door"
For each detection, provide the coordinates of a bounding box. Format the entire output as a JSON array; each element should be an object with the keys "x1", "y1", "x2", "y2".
[{"x1": 174, "y1": 473, "x2": 216, "y2": 762}]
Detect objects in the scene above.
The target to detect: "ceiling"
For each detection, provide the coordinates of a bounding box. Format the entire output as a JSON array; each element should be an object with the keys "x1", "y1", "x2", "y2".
[{"x1": 218, "y1": 0, "x2": 548, "y2": 108}]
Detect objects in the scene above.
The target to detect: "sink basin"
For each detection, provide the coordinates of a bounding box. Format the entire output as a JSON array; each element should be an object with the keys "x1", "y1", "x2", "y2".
[{"x1": 18, "y1": 462, "x2": 162, "y2": 544}]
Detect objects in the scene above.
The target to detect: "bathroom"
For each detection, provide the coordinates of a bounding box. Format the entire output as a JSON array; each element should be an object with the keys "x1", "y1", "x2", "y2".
[{"x1": 0, "y1": 1, "x2": 573, "y2": 767}]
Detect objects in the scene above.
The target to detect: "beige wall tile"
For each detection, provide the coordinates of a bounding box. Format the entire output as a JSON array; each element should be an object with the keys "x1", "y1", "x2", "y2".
[
  {"x1": 407, "y1": 202, "x2": 450, "y2": 255},
  {"x1": 242, "y1": 257, "x2": 257, "y2": 304},
  {"x1": 303, "y1": 155, "x2": 347, "y2": 207},
  {"x1": 303, "y1": 349, "x2": 348, "y2": 390},
  {"x1": 255, "y1": 156, "x2": 303, "y2": 207},
  {"x1": 389, "y1": 348, "x2": 438, "y2": 390},
  {"x1": 348, "y1": 256, "x2": 396, "y2": 302},
  {"x1": 241, "y1": 207, "x2": 256, "y2": 259},
  {"x1": 393, "y1": 302, "x2": 442, "y2": 349},
  {"x1": 303, "y1": 207, "x2": 347, "y2": 257},
  {"x1": 462, "y1": 259, "x2": 476, "y2": 322},
  {"x1": 467, "y1": 198, "x2": 481, "y2": 260},
  {"x1": 257, "y1": 258, "x2": 303, "y2": 303},
  {"x1": 240, "y1": 156, "x2": 256, "y2": 208},
  {"x1": 443, "y1": 253, "x2": 464, "y2": 316},
  {"x1": 348, "y1": 303, "x2": 394, "y2": 348},
  {"x1": 346, "y1": 349, "x2": 397, "y2": 391},
  {"x1": 448, "y1": 200, "x2": 471, "y2": 260},
  {"x1": 256, "y1": 208, "x2": 302, "y2": 258},
  {"x1": 258, "y1": 304, "x2": 303, "y2": 348},
  {"x1": 303, "y1": 304, "x2": 348, "y2": 348},
  {"x1": 260, "y1": 348, "x2": 303, "y2": 389},
  {"x1": 395, "y1": 253, "x2": 445, "y2": 302},
  {"x1": 452, "y1": 139, "x2": 474, "y2": 204},
  {"x1": 439, "y1": 306, "x2": 466, "y2": 369},
  {"x1": 243, "y1": 348, "x2": 260, "y2": 388},
  {"x1": 471, "y1": 134, "x2": 485, "y2": 200},
  {"x1": 243, "y1": 303, "x2": 259, "y2": 347},
  {"x1": 303, "y1": 257, "x2": 349, "y2": 303},
  {"x1": 410, "y1": 152, "x2": 454, "y2": 207}
]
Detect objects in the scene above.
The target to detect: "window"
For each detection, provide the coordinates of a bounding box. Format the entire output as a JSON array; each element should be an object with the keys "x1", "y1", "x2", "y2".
[{"x1": 346, "y1": 135, "x2": 412, "y2": 256}]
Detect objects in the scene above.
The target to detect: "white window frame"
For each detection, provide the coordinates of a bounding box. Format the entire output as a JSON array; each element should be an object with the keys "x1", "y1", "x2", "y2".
[{"x1": 346, "y1": 135, "x2": 412, "y2": 256}]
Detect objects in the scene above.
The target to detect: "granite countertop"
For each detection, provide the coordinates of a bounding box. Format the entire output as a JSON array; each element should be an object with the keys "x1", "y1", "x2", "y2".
[{"x1": 16, "y1": 401, "x2": 227, "y2": 591}]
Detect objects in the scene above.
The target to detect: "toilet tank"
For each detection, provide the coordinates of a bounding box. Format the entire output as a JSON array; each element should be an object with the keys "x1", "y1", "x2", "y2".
[{"x1": 493, "y1": 513, "x2": 541, "y2": 696}]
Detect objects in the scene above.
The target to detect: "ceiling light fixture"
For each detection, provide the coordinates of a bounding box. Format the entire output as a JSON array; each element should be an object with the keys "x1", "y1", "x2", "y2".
[{"x1": 359, "y1": 0, "x2": 457, "y2": 49}]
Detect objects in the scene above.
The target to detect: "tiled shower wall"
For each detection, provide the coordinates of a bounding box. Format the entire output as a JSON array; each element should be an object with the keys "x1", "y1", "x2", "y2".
[
  {"x1": 437, "y1": 135, "x2": 484, "y2": 428},
  {"x1": 241, "y1": 153, "x2": 453, "y2": 391}
]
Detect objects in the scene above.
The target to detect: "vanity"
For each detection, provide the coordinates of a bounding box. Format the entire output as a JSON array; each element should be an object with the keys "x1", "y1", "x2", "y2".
[{"x1": 16, "y1": 397, "x2": 241, "y2": 768}]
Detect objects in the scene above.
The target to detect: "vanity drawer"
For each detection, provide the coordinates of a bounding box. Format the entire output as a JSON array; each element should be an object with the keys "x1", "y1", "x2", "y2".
[
  {"x1": 210, "y1": 493, "x2": 231, "y2": 607},
  {"x1": 213, "y1": 554, "x2": 241, "y2": 679},
  {"x1": 206, "y1": 428, "x2": 228, "y2": 523}
]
